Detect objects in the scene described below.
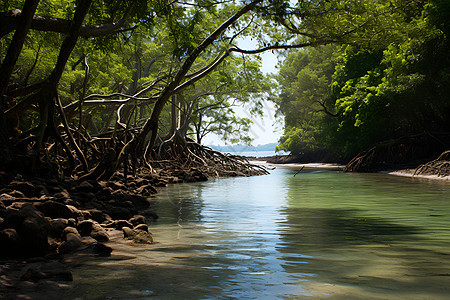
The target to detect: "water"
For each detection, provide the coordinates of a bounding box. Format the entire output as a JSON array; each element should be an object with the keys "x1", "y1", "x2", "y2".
[
  {"x1": 224, "y1": 150, "x2": 287, "y2": 157},
  {"x1": 69, "y1": 167, "x2": 450, "y2": 299}
]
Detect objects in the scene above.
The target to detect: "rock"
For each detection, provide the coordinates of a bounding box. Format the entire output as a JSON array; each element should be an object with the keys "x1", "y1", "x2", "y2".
[
  {"x1": 154, "y1": 179, "x2": 168, "y2": 187},
  {"x1": 107, "y1": 206, "x2": 132, "y2": 220},
  {"x1": 122, "y1": 226, "x2": 135, "y2": 238},
  {"x1": 74, "y1": 180, "x2": 95, "y2": 193},
  {"x1": 135, "y1": 185, "x2": 157, "y2": 196},
  {"x1": 93, "y1": 243, "x2": 113, "y2": 257},
  {"x1": 3, "y1": 204, "x2": 51, "y2": 256},
  {"x1": 34, "y1": 184, "x2": 49, "y2": 197},
  {"x1": 58, "y1": 227, "x2": 82, "y2": 254},
  {"x1": 90, "y1": 222, "x2": 109, "y2": 242},
  {"x1": 0, "y1": 228, "x2": 21, "y2": 256},
  {"x1": 86, "y1": 209, "x2": 110, "y2": 223},
  {"x1": 8, "y1": 181, "x2": 38, "y2": 197},
  {"x1": 17, "y1": 216, "x2": 50, "y2": 256},
  {"x1": 108, "y1": 181, "x2": 126, "y2": 191},
  {"x1": 65, "y1": 205, "x2": 84, "y2": 220},
  {"x1": 36, "y1": 201, "x2": 74, "y2": 219},
  {"x1": 53, "y1": 189, "x2": 70, "y2": 200},
  {"x1": 62, "y1": 226, "x2": 81, "y2": 238},
  {"x1": 122, "y1": 226, "x2": 153, "y2": 244},
  {"x1": 134, "y1": 224, "x2": 149, "y2": 232},
  {"x1": 77, "y1": 220, "x2": 94, "y2": 236},
  {"x1": 133, "y1": 230, "x2": 153, "y2": 244},
  {"x1": 129, "y1": 215, "x2": 146, "y2": 226},
  {"x1": 48, "y1": 218, "x2": 69, "y2": 238},
  {"x1": 114, "y1": 220, "x2": 133, "y2": 230}
]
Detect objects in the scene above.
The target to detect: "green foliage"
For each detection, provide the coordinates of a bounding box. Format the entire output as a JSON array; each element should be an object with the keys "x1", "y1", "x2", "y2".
[
  {"x1": 276, "y1": 0, "x2": 450, "y2": 159},
  {"x1": 275, "y1": 45, "x2": 339, "y2": 154}
]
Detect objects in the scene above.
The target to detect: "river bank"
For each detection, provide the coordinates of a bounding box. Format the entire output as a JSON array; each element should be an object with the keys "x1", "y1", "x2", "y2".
[
  {"x1": 0, "y1": 166, "x2": 216, "y2": 299},
  {"x1": 254, "y1": 153, "x2": 450, "y2": 181},
  {"x1": 4, "y1": 166, "x2": 449, "y2": 299},
  {"x1": 0, "y1": 153, "x2": 269, "y2": 299},
  {"x1": 1, "y1": 152, "x2": 449, "y2": 298}
]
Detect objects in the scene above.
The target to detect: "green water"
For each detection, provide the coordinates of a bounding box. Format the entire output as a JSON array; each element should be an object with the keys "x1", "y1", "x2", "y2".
[{"x1": 70, "y1": 167, "x2": 450, "y2": 299}]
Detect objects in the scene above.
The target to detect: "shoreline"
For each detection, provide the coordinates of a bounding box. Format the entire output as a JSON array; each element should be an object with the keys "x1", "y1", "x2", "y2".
[{"x1": 252, "y1": 159, "x2": 450, "y2": 181}]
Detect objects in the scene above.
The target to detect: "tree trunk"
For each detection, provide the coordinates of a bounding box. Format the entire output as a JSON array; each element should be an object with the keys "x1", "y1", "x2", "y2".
[
  {"x1": 32, "y1": 0, "x2": 92, "y2": 171},
  {"x1": 0, "y1": 0, "x2": 39, "y2": 96}
]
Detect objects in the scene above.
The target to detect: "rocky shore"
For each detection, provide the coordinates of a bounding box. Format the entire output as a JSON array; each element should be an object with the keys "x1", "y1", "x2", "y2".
[{"x1": 0, "y1": 167, "x2": 209, "y2": 298}]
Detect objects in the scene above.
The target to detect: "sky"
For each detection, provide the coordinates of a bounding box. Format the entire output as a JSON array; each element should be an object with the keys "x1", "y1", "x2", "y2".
[{"x1": 203, "y1": 40, "x2": 285, "y2": 146}]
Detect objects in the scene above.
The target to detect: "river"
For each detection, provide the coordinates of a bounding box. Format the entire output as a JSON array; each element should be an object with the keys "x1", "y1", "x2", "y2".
[{"x1": 68, "y1": 166, "x2": 450, "y2": 299}]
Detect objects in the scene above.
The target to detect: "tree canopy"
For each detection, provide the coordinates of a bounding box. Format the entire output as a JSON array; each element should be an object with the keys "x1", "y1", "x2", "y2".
[
  {"x1": 275, "y1": 0, "x2": 450, "y2": 161},
  {"x1": 1, "y1": 0, "x2": 446, "y2": 177}
]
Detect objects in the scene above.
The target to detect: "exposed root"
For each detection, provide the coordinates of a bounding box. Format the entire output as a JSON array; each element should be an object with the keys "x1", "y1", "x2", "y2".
[
  {"x1": 414, "y1": 150, "x2": 450, "y2": 177},
  {"x1": 344, "y1": 132, "x2": 450, "y2": 172},
  {"x1": 149, "y1": 142, "x2": 269, "y2": 178}
]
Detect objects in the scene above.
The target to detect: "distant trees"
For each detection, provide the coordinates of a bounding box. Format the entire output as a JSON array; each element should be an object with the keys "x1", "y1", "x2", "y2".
[{"x1": 275, "y1": 0, "x2": 450, "y2": 160}]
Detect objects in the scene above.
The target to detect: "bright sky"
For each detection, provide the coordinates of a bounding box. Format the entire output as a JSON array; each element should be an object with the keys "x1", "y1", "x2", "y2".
[{"x1": 203, "y1": 39, "x2": 284, "y2": 146}]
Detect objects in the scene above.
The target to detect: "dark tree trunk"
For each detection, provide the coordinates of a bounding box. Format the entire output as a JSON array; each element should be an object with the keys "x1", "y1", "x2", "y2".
[
  {"x1": 0, "y1": 0, "x2": 39, "y2": 168},
  {"x1": 0, "y1": 0, "x2": 39, "y2": 96}
]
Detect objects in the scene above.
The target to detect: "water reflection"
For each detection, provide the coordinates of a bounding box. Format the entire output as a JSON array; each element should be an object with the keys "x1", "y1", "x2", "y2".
[{"x1": 67, "y1": 168, "x2": 450, "y2": 299}]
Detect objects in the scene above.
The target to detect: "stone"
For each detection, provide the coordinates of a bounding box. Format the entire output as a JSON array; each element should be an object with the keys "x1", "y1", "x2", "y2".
[
  {"x1": 114, "y1": 220, "x2": 133, "y2": 230},
  {"x1": 133, "y1": 230, "x2": 153, "y2": 244},
  {"x1": 93, "y1": 243, "x2": 113, "y2": 257},
  {"x1": 8, "y1": 181, "x2": 37, "y2": 197},
  {"x1": 107, "y1": 206, "x2": 132, "y2": 220},
  {"x1": 134, "y1": 224, "x2": 149, "y2": 232},
  {"x1": 3, "y1": 204, "x2": 51, "y2": 256},
  {"x1": 74, "y1": 180, "x2": 95, "y2": 193},
  {"x1": 122, "y1": 226, "x2": 153, "y2": 244},
  {"x1": 53, "y1": 190, "x2": 70, "y2": 200},
  {"x1": 135, "y1": 185, "x2": 157, "y2": 196},
  {"x1": 36, "y1": 201, "x2": 74, "y2": 219},
  {"x1": 17, "y1": 216, "x2": 50, "y2": 256},
  {"x1": 48, "y1": 218, "x2": 69, "y2": 238},
  {"x1": 129, "y1": 215, "x2": 146, "y2": 226},
  {"x1": 62, "y1": 226, "x2": 81, "y2": 238},
  {"x1": 65, "y1": 205, "x2": 84, "y2": 220},
  {"x1": 77, "y1": 220, "x2": 94, "y2": 236},
  {"x1": 90, "y1": 222, "x2": 109, "y2": 242},
  {"x1": 0, "y1": 228, "x2": 21, "y2": 256},
  {"x1": 58, "y1": 227, "x2": 82, "y2": 254},
  {"x1": 122, "y1": 226, "x2": 135, "y2": 238},
  {"x1": 86, "y1": 208, "x2": 110, "y2": 223}
]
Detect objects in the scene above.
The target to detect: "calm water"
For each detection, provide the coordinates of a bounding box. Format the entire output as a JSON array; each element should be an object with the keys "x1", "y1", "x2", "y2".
[{"x1": 70, "y1": 167, "x2": 450, "y2": 299}]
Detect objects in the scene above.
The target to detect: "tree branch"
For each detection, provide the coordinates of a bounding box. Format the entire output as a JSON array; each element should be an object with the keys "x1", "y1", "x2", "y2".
[{"x1": 0, "y1": 2, "x2": 136, "y2": 39}]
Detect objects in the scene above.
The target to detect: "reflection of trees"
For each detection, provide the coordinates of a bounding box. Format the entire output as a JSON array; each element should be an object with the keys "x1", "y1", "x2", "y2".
[
  {"x1": 275, "y1": 171, "x2": 450, "y2": 298},
  {"x1": 154, "y1": 182, "x2": 209, "y2": 224},
  {"x1": 277, "y1": 207, "x2": 421, "y2": 250}
]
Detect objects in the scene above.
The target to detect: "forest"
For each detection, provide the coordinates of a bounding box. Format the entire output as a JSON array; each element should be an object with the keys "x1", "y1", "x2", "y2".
[
  {"x1": 275, "y1": 0, "x2": 450, "y2": 171},
  {"x1": 1, "y1": 0, "x2": 448, "y2": 179},
  {"x1": 1, "y1": 0, "x2": 450, "y2": 259}
]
